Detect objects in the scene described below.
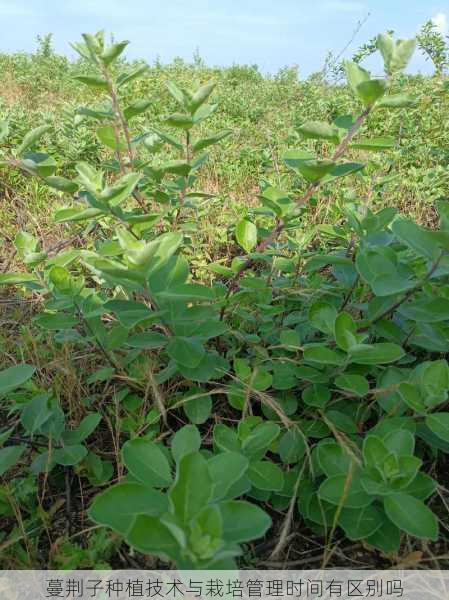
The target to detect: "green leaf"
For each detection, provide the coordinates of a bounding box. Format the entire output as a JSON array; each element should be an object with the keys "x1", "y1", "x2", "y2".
[
  {"x1": 403, "y1": 472, "x2": 437, "y2": 500},
  {"x1": 220, "y1": 500, "x2": 271, "y2": 543},
  {"x1": 363, "y1": 435, "x2": 389, "y2": 470},
  {"x1": 89, "y1": 483, "x2": 167, "y2": 535},
  {"x1": 21, "y1": 394, "x2": 53, "y2": 434},
  {"x1": 302, "y1": 384, "x2": 330, "y2": 408},
  {"x1": 0, "y1": 428, "x2": 13, "y2": 447},
  {"x1": 15, "y1": 230, "x2": 38, "y2": 257},
  {"x1": 293, "y1": 159, "x2": 336, "y2": 183},
  {"x1": 418, "y1": 423, "x2": 449, "y2": 453},
  {"x1": 325, "y1": 410, "x2": 358, "y2": 434},
  {"x1": 123, "y1": 439, "x2": 172, "y2": 487},
  {"x1": 326, "y1": 162, "x2": 365, "y2": 180},
  {"x1": 45, "y1": 176, "x2": 79, "y2": 194},
  {"x1": 349, "y1": 343, "x2": 405, "y2": 365},
  {"x1": 339, "y1": 505, "x2": 384, "y2": 540},
  {"x1": 176, "y1": 351, "x2": 227, "y2": 383},
  {"x1": 390, "y1": 455, "x2": 422, "y2": 490},
  {"x1": 54, "y1": 444, "x2": 88, "y2": 466},
  {"x1": 74, "y1": 75, "x2": 109, "y2": 90},
  {"x1": 305, "y1": 254, "x2": 352, "y2": 272},
  {"x1": 344, "y1": 61, "x2": 370, "y2": 95},
  {"x1": 101, "y1": 172, "x2": 141, "y2": 206},
  {"x1": 377, "y1": 93, "x2": 415, "y2": 108},
  {"x1": 248, "y1": 461, "x2": 284, "y2": 492},
  {"x1": 0, "y1": 120, "x2": 9, "y2": 143},
  {"x1": 54, "y1": 207, "x2": 103, "y2": 223},
  {"x1": 399, "y1": 298, "x2": 449, "y2": 323},
  {"x1": 208, "y1": 452, "x2": 249, "y2": 501},
  {"x1": 190, "y1": 504, "x2": 222, "y2": 551},
  {"x1": 35, "y1": 313, "x2": 79, "y2": 330},
  {"x1": 116, "y1": 65, "x2": 148, "y2": 88},
  {"x1": 309, "y1": 301, "x2": 337, "y2": 334},
  {"x1": 303, "y1": 345, "x2": 345, "y2": 366},
  {"x1": 391, "y1": 218, "x2": 443, "y2": 259},
  {"x1": 0, "y1": 364, "x2": 35, "y2": 396},
  {"x1": 147, "y1": 128, "x2": 182, "y2": 152},
  {"x1": 62, "y1": 413, "x2": 102, "y2": 445},
  {"x1": 377, "y1": 32, "x2": 395, "y2": 71},
  {"x1": 190, "y1": 81, "x2": 216, "y2": 112},
  {"x1": 160, "y1": 159, "x2": 192, "y2": 177},
  {"x1": 334, "y1": 312, "x2": 358, "y2": 351},
  {"x1": 351, "y1": 136, "x2": 395, "y2": 151},
  {"x1": 398, "y1": 382, "x2": 426, "y2": 413},
  {"x1": 419, "y1": 360, "x2": 449, "y2": 406},
  {"x1": 171, "y1": 425, "x2": 201, "y2": 463},
  {"x1": 192, "y1": 130, "x2": 231, "y2": 154},
  {"x1": 383, "y1": 430, "x2": 415, "y2": 456},
  {"x1": 166, "y1": 337, "x2": 205, "y2": 369},
  {"x1": 356, "y1": 79, "x2": 387, "y2": 106},
  {"x1": 101, "y1": 40, "x2": 129, "y2": 65},
  {"x1": 126, "y1": 515, "x2": 178, "y2": 558},
  {"x1": 20, "y1": 152, "x2": 57, "y2": 178},
  {"x1": 126, "y1": 232, "x2": 182, "y2": 276},
  {"x1": 366, "y1": 518, "x2": 401, "y2": 554},
  {"x1": 16, "y1": 125, "x2": 51, "y2": 156},
  {"x1": 278, "y1": 429, "x2": 307, "y2": 464},
  {"x1": 166, "y1": 80, "x2": 189, "y2": 107},
  {"x1": 192, "y1": 102, "x2": 217, "y2": 124},
  {"x1": 0, "y1": 273, "x2": 39, "y2": 286},
  {"x1": 213, "y1": 424, "x2": 241, "y2": 453},
  {"x1": 126, "y1": 332, "x2": 168, "y2": 349},
  {"x1": 316, "y1": 441, "x2": 352, "y2": 477},
  {"x1": 391, "y1": 38, "x2": 416, "y2": 72},
  {"x1": 335, "y1": 373, "x2": 369, "y2": 397},
  {"x1": 182, "y1": 389, "x2": 212, "y2": 425},
  {"x1": 235, "y1": 219, "x2": 257, "y2": 253},
  {"x1": 241, "y1": 422, "x2": 280, "y2": 458},
  {"x1": 49, "y1": 268, "x2": 79, "y2": 297},
  {"x1": 384, "y1": 493, "x2": 438, "y2": 540},
  {"x1": 75, "y1": 161, "x2": 103, "y2": 195},
  {"x1": 97, "y1": 125, "x2": 126, "y2": 152},
  {"x1": 0, "y1": 445, "x2": 25, "y2": 477},
  {"x1": 164, "y1": 113, "x2": 194, "y2": 129},
  {"x1": 123, "y1": 99, "x2": 152, "y2": 121},
  {"x1": 169, "y1": 452, "x2": 212, "y2": 523},
  {"x1": 280, "y1": 329, "x2": 301, "y2": 349},
  {"x1": 158, "y1": 283, "x2": 215, "y2": 302},
  {"x1": 257, "y1": 371, "x2": 283, "y2": 400},
  {"x1": 318, "y1": 473, "x2": 373, "y2": 508},
  {"x1": 378, "y1": 33, "x2": 416, "y2": 74},
  {"x1": 105, "y1": 299, "x2": 153, "y2": 328},
  {"x1": 76, "y1": 106, "x2": 114, "y2": 120},
  {"x1": 297, "y1": 121, "x2": 340, "y2": 143},
  {"x1": 283, "y1": 149, "x2": 314, "y2": 169},
  {"x1": 358, "y1": 249, "x2": 409, "y2": 298},
  {"x1": 425, "y1": 413, "x2": 449, "y2": 443},
  {"x1": 81, "y1": 32, "x2": 103, "y2": 58}
]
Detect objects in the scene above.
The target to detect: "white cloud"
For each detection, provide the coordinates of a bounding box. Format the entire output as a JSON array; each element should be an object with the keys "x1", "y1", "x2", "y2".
[
  {"x1": 432, "y1": 12, "x2": 448, "y2": 35},
  {"x1": 322, "y1": 1, "x2": 365, "y2": 12}
]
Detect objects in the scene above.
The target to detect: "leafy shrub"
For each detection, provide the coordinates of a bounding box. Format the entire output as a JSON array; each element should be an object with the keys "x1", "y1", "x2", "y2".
[
  {"x1": 417, "y1": 20, "x2": 449, "y2": 76},
  {"x1": 89, "y1": 428, "x2": 271, "y2": 568},
  {"x1": 1, "y1": 30, "x2": 449, "y2": 568}
]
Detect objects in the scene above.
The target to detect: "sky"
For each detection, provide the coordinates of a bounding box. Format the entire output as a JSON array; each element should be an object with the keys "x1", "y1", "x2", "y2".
[{"x1": 0, "y1": 0, "x2": 448, "y2": 76}]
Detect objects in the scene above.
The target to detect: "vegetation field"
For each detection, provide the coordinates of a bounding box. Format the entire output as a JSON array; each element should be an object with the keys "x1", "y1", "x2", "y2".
[{"x1": 0, "y1": 28, "x2": 449, "y2": 569}]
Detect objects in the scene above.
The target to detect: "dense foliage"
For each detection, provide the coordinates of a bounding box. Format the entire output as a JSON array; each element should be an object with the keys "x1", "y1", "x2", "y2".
[{"x1": 1, "y1": 30, "x2": 449, "y2": 569}]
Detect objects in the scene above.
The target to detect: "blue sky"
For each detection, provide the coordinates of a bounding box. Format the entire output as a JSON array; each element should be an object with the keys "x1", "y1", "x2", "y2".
[{"x1": 1, "y1": 0, "x2": 448, "y2": 76}]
